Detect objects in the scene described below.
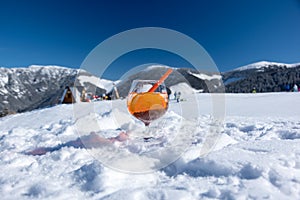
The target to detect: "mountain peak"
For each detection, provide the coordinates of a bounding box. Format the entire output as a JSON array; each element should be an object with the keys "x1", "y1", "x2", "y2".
[
  {"x1": 234, "y1": 61, "x2": 300, "y2": 72},
  {"x1": 144, "y1": 64, "x2": 173, "y2": 71},
  {"x1": 28, "y1": 65, "x2": 78, "y2": 71}
]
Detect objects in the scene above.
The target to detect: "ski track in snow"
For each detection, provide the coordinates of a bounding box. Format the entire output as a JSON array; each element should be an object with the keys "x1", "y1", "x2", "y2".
[{"x1": 0, "y1": 93, "x2": 300, "y2": 199}]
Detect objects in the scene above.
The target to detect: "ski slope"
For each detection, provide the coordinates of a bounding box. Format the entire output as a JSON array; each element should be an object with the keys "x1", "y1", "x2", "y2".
[{"x1": 0, "y1": 93, "x2": 300, "y2": 199}]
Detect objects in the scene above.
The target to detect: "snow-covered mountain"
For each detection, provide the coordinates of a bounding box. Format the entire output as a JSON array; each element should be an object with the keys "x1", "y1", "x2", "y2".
[
  {"x1": 0, "y1": 65, "x2": 113, "y2": 116},
  {"x1": 1, "y1": 93, "x2": 300, "y2": 199},
  {"x1": 1, "y1": 61, "x2": 300, "y2": 116},
  {"x1": 233, "y1": 61, "x2": 300, "y2": 71},
  {"x1": 115, "y1": 61, "x2": 300, "y2": 97},
  {"x1": 223, "y1": 61, "x2": 300, "y2": 93},
  {"x1": 112, "y1": 65, "x2": 224, "y2": 98},
  {"x1": 1, "y1": 62, "x2": 300, "y2": 198}
]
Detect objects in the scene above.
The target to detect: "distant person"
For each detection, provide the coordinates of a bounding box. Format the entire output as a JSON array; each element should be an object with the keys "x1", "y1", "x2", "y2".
[
  {"x1": 293, "y1": 84, "x2": 298, "y2": 92},
  {"x1": 252, "y1": 87, "x2": 257, "y2": 93},
  {"x1": 166, "y1": 87, "x2": 172, "y2": 99},
  {"x1": 285, "y1": 84, "x2": 291, "y2": 92},
  {"x1": 176, "y1": 91, "x2": 181, "y2": 102},
  {"x1": 174, "y1": 91, "x2": 177, "y2": 100},
  {"x1": 102, "y1": 94, "x2": 109, "y2": 100}
]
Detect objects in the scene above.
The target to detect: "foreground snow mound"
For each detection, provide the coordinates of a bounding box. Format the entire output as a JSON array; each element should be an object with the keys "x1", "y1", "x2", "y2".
[{"x1": 0, "y1": 93, "x2": 300, "y2": 199}]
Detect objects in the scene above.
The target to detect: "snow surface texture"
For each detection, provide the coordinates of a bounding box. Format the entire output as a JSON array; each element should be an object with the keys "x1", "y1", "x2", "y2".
[{"x1": 1, "y1": 93, "x2": 300, "y2": 199}]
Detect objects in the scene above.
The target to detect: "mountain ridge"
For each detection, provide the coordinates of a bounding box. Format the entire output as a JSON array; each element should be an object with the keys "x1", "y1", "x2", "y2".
[
  {"x1": 1, "y1": 61, "x2": 300, "y2": 116},
  {"x1": 0, "y1": 65, "x2": 112, "y2": 117},
  {"x1": 223, "y1": 61, "x2": 300, "y2": 93},
  {"x1": 231, "y1": 61, "x2": 300, "y2": 72}
]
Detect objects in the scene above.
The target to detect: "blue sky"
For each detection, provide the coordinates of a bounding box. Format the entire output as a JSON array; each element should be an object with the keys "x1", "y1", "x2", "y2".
[{"x1": 1, "y1": 0, "x2": 300, "y2": 80}]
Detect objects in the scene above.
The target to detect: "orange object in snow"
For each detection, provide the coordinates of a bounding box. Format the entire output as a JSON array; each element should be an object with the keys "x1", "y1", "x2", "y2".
[
  {"x1": 127, "y1": 92, "x2": 168, "y2": 114},
  {"x1": 127, "y1": 92, "x2": 168, "y2": 125},
  {"x1": 127, "y1": 68, "x2": 172, "y2": 125}
]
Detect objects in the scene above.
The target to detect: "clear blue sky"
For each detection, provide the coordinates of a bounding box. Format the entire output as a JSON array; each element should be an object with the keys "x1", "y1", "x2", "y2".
[{"x1": 1, "y1": 0, "x2": 300, "y2": 80}]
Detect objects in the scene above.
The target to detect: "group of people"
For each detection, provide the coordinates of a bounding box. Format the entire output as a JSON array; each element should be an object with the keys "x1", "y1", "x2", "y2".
[
  {"x1": 83, "y1": 93, "x2": 112, "y2": 102},
  {"x1": 251, "y1": 83, "x2": 300, "y2": 93},
  {"x1": 173, "y1": 91, "x2": 182, "y2": 102},
  {"x1": 284, "y1": 83, "x2": 300, "y2": 92}
]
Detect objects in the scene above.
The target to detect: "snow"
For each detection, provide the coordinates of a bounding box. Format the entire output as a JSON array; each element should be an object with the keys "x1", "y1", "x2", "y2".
[
  {"x1": 144, "y1": 64, "x2": 173, "y2": 71},
  {"x1": 1, "y1": 93, "x2": 300, "y2": 199},
  {"x1": 28, "y1": 65, "x2": 74, "y2": 71},
  {"x1": 233, "y1": 61, "x2": 300, "y2": 71},
  {"x1": 77, "y1": 75, "x2": 117, "y2": 92},
  {"x1": 0, "y1": 88, "x2": 8, "y2": 94},
  {"x1": 188, "y1": 71, "x2": 222, "y2": 80},
  {"x1": 0, "y1": 73, "x2": 9, "y2": 85},
  {"x1": 169, "y1": 82, "x2": 197, "y2": 96}
]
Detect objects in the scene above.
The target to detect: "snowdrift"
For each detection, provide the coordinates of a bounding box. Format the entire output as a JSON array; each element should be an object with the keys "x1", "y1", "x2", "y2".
[{"x1": 0, "y1": 93, "x2": 300, "y2": 199}]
